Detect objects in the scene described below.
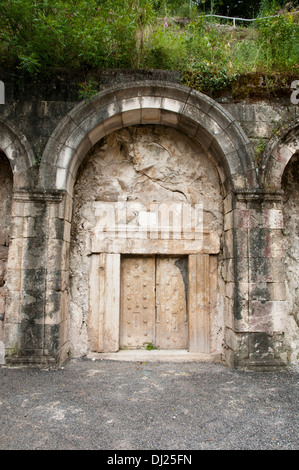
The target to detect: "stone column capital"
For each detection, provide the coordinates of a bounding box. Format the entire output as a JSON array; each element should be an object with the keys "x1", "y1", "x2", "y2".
[{"x1": 13, "y1": 188, "x2": 65, "y2": 204}]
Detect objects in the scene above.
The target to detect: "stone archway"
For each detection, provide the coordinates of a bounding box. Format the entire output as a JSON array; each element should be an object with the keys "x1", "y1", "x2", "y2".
[
  {"x1": 2, "y1": 82, "x2": 294, "y2": 369},
  {"x1": 36, "y1": 81, "x2": 258, "y2": 365},
  {"x1": 282, "y1": 151, "x2": 299, "y2": 363},
  {"x1": 0, "y1": 118, "x2": 35, "y2": 188},
  {"x1": 0, "y1": 118, "x2": 35, "y2": 364},
  {"x1": 262, "y1": 122, "x2": 299, "y2": 191},
  {"x1": 1, "y1": 80, "x2": 265, "y2": 367},
  {"x1": 258, "y1": 121, "x2": 299, "y2": 366},
  {"x1": 39, "y1": 81, "x2": 257, "y2": 195}
]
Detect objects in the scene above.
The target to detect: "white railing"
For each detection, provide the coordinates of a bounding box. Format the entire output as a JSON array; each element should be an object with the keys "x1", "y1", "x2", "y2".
[{"x1": 204, "y1": 14, "x2": 280, "y2": 27}]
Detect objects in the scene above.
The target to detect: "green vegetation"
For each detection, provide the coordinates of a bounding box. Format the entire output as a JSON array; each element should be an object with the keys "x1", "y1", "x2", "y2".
[
  {"x1": 145, "y1": 342, "x2": 158, "y2": 350},
  {"x1": 0, "y1": 0, "x2": 298, "y2": 93}
]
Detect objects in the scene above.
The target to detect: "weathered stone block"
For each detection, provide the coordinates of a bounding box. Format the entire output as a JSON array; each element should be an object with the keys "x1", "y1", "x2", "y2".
[
  {"x1": 87, "y1": 123, "x2": 105, "y2": 147},
  {"x1": 224, "y1": 211, "x2": 233, "y2": 231},
  {"x1": 178, "y1": 115, "x2": 199, "y2": 138},
  {"x1": 103, "y1": 113, "x2": 123, "y2": 134},
  {"x1": 249, "y1": 257, "x2": 273, "y2": 283},
  {"x1": 248, "y1": 332, "x2": 275, "y2": 360},
  {"x1": 234, "y1": 257, "x2": 249, "y2": 283},
  {"x1": 43, "y1": 324, "x2": 60, "y2": 358},
  {"x1": 44, "y1": 292, "x2": 61, "y2": 323},
  {"x1": 249, "y1": 282, "x2": 272, "y2": 301},
  {"x1": 264, "y1": 209, "x2": 284, "y2": 229},
  {"x1": 141, "y1": 108, "x2": 161, "y2": 124},
  {"x1": 122, "y1": 109, "x2": 142, "y2": 127},
  {"x1": 249, "y1": 300, "x2": 286, "y2": 332},
  {"x1": 160, "y1": 110, "x2": 179, "y2": 128},
  {"x1": 223, "y1": 193, "x2": 233, "y2": 214},
  {"x1": 20, "y1": 318, "x2": 44, "y2": 352},
  {"x1": 271, "y1": 281, "x2": 286, "y2": 301}
]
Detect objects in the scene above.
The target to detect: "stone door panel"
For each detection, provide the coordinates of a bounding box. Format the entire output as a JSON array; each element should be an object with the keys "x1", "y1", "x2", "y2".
[
  {"x1": 156, "y1": 257, "x2": 188, "y2": 349},
  {"x1": 120, "y1": 255, "x2": 188, "y2": 349},
  {"x1": 120, "y1": 256, "x2": 156, "y2": 349}
]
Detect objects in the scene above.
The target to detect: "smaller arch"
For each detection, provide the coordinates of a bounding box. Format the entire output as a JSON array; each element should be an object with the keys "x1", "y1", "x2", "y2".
[
  {"x1": 0, "y1": 118, "x2": 35, "y2": 188},
  {"x1": 262, "y1": 120, "x2": 299, "y2": 191}
]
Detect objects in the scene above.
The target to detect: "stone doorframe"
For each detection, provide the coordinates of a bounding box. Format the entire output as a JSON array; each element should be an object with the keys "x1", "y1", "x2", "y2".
[
  {"x1": 88, "y1": 197, "x2": 220, "y2": 356},
  {"x1": 88, "y1": 226, "x2": 220, "y2": 356},
  {"x1": 89, "y1": 253, "x2": 218, "y2": 355}
]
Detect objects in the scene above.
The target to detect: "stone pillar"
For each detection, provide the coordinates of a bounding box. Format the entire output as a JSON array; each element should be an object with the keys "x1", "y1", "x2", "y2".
[
  {"x1": 88, "y1": 253, "x2": 120, "y2": 353},
  {"x1": 188, "y1": 254, "x2": 211, "y2": 353},
  {"x1": 4, "y1": 189, "x2": 66, "y2": 366},
  {"x1": 225, "y1": 190, "x2": 287, "y2": 370}
]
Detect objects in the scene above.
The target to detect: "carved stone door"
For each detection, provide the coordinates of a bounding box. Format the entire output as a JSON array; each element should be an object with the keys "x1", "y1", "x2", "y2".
[
  {"x1": 120, "y1": 256, "x2": 156, "y2": 349},
  {"x1": 155, "y1": 257, "x2": 188, "y2": 349},
  {"x1": 120, "y1": 255, "x2": 188, "y2": 349}
]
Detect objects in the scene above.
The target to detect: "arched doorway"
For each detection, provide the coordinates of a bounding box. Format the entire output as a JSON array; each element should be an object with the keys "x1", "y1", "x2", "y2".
[
  {"x1": 0, "y1": 151, "x2": 13, "y2": 363},
  {"x1": 282, "y1": 151, "x2": 299, "y2": 363},
  {"x1": 0, "y1": 118, "x2": 35, "y2": 364},
  {"x1": 68, "y1": 125, "x2": 224, "y2": 357},
  {"x1": 261, "y1": 122, "x2": 299, "y2": 366}
]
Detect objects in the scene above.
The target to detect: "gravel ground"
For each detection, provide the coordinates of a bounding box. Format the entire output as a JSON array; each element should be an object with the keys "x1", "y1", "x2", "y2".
[{"x1": 0, "y1": 357, "x2": 298, "y2": 451}]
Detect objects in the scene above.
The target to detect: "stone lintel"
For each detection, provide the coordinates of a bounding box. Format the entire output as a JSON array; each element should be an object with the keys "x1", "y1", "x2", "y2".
[{"x1": 90, "y1": 235, "x2": 220, "y2": 255}]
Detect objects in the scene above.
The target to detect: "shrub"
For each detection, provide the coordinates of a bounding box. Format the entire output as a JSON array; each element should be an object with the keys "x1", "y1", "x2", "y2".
[
  {"x1": 139, "y1": 22, "x2": 188, "y2": 70},
  {"x1": 255, "y1": 12, "x2": 299, "y2": 71}
]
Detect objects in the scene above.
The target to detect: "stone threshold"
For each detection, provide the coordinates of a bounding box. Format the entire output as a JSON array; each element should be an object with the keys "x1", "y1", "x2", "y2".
[{"x1": 87, "y1": 350, "x2": 222, "y2": 363}]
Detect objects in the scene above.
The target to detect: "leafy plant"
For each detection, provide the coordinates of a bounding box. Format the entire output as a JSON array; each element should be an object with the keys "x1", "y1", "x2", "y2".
[
  {"x1": 145, "y1": 342, "x2": 157, "y2": 350},
  {"x1": 0, "y1": 0, "x2": 154, "y2": 70},
  {"x1": 139, "y1": 23, "x2": 188, "y2": 70},
  {"x1": 255, "y1": 12, "x2": 299, "y2": 71},
  {"x1": 78, "y1": 79, "x2": 99, "y2": 102}
]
